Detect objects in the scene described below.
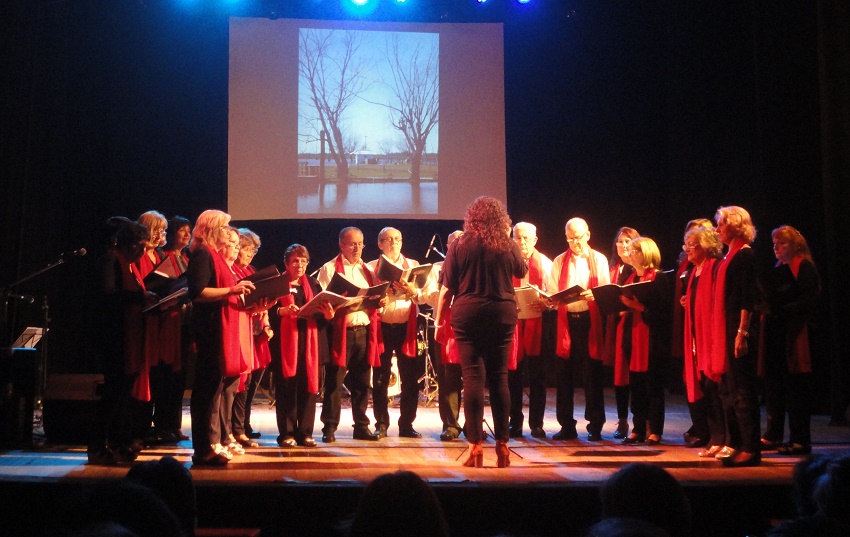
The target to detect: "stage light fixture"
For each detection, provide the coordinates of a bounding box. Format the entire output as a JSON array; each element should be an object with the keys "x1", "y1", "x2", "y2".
[
  {"x1": 341, "y1": 0, "x2": 379, "y2": 16},
  {"x1": 517, "y1": 0, "x2": 532, "y2": 4}
]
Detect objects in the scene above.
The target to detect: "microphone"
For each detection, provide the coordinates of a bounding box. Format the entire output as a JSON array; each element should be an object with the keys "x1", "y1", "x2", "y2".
[
  {"x1": 61, "y1": 248, "x2": 87, "y2": 257},
  {"x1": 425, "y1": 234, "x2": 436, "y2": 259}
]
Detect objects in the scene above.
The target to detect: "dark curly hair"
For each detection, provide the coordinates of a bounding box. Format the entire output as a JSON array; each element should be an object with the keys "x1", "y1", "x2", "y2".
[{"x1": 462, "y1": 196, "x2": 513, "y2": 253}]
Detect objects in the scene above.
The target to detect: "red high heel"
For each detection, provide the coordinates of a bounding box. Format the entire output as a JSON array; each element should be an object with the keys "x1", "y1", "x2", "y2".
[
  {"x1": 463, "y1": 442, "x2": 484, "y2": 468},
  {"x1": 496, "y1": 440, "x2": 511, "y2": 468}
]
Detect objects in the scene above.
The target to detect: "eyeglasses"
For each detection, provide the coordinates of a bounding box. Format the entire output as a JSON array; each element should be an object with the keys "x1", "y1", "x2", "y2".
[
  {"x1": 152, "y1": 229, "x2": 166, "y2": 236},
  {"x1": 566, "y1": 232, "x2": 587, "y2": 244},
  {"x1": 344, "y1": 242, "x2": 364, "y2": 249},
  {"x1": 380, "y1": 237, "x2": 402, "y2": 244},
  {"x1": 682, "y1": 243, "x2": 699, "y2": 251},
  {"x1": 242, "y1": 247, "x2": 258, "y2": 254},
  {"x1": 514, "y1": 236, "x2": 535, "y2": 243}
]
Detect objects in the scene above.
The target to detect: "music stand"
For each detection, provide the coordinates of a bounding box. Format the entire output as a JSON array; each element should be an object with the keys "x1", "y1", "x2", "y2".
[{"x1": 11, "y1": 327, "x2": 47, "y2": 351}]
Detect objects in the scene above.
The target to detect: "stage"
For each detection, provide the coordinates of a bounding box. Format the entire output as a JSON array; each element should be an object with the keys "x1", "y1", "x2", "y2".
[{"x1": 2, "y1": 389, "x2": 848, "y2": 537}]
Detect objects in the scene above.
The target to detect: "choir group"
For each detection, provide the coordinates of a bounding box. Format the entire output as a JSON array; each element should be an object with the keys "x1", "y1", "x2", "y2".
[{"x1": 88, "y1": 204, "x2": 820, "y2": 470}]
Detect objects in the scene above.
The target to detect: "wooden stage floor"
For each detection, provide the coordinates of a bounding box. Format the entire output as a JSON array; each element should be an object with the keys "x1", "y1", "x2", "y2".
[{"x1": 2, "y1": 389, "x2": 849, "y2": 536}]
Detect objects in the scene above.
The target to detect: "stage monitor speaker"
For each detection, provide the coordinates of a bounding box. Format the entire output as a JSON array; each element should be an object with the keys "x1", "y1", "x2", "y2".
[{"x1": 43, "y1": 374, "x2": 103, "y2": 445}]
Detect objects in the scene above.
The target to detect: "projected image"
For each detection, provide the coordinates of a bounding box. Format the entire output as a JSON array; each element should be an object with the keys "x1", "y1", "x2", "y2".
[{"x1": 297, "y1": 28, "x2": 439, "y2": 215}]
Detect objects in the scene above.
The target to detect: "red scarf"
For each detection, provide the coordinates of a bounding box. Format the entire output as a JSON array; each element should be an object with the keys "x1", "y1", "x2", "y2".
[
  {"x1": 117, "y1": 251, "x2": 151, "y2": 402},
  {"x1": 440, "y1": 306, "x2": 461, "y2": 364},
  {"x1": 682, "y1": 258, "x2": 717, "y2": 401},
  {"x1": 331, "y1": 255, "x2": 383, "y2": 367},
  {"x1": 509, "y1": 250, "x2": 544, "y2": 370},
  {"x1": 279, "y1": 274, "x2": 321, "y2": 394},
  {"x1": 614, "y1": 270, "x2": 658, "y2": 377},
  {"x1": 709, "y1": 239, "x2": 746, "y2": 377},
  {"x1": 556, "y1": 250, "x2": 603, "y2": 360},
  {"x1": 210, "y1": 245, "x2": 252, "y2": 377}
]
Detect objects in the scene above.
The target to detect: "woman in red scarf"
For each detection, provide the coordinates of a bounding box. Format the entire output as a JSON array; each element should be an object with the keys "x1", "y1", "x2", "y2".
[
  {"x1": 230, "y1": 228, "x2": 274, "y2": 448},
  {"x1": 618, "y1": 237, "x2": 672, "y2": 446},
  {"x1": 603, "y1": 226, "x2": 639, "y2": 440},
  {"x1": 761, "y1": 225, "x2": 821, "y2": 456},
  {"x1": 681, "y1": 226, "x2": 727, "y2": 458},
  {"x1": 274, "y1": 244, "x2": 333, "y2": 447},
  {"x1": 88, "y1": 217, "x2": 155, "y2": 465},
  {"x1": 713, "y1": 206, "x2": 762, "y2": 467},
  {"x1": 186, "y1": 210, "x2": 255, "y2": 466}
]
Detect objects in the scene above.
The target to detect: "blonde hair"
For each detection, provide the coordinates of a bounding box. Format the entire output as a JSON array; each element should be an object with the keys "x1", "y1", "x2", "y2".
[
  {"x1": 630, "y1": 236, "x2": 661, "y2": 270},
  {"x1": 190, "y1": 209, "x2": 231, "y2": 252},
  {"x1": 238, "y1": 228, "x2": 261, "y2": 250},
  {"x1": 685, "y1": 227, "x2": 723, "y2": 259},
  {"x1": 715, "y1": 206, "x2": 757, "y2": 244},
  {"x1": 138, "y1": 210, "x2": 167, "y2": 235}
]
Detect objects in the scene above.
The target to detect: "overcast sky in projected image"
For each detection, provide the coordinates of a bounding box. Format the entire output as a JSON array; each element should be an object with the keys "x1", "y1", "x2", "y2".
[{"x1": 298, "y1": 29, "x2": 439, "y2": 156}]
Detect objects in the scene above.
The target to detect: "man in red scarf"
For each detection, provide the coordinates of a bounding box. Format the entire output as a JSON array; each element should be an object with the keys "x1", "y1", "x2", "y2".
[
  {"x1": 368, "y1": 227, "x2": 425, "y2": 439},
  {"x1": 509, "y1": 222, "x2": 555, "y2": 439},
  {"x1": 317, "y1": 227, "x2": 387, "y2": 443},
  {"x1": 549, "y1": 218, "x2": 610, "y2": 441}
]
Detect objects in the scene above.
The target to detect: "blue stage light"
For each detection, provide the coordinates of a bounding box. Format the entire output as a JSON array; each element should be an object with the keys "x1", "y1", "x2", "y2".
[
  {"x1": 517, "y1": 0, "x2": 532, "y2": 4},
  {"x1": 341, "y1": 0, "x2": 379, "y2": 16}
]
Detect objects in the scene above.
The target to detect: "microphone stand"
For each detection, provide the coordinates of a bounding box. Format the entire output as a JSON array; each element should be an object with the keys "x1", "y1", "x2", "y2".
[{"x1": 4, "y1": 253, "x2": 71, "y2": 447}]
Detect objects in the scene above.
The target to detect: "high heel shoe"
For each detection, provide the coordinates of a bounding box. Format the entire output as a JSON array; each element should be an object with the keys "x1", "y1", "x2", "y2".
[
  {"x1": 462, "y1": 442, "x2": 484, "y2": 468},
  {"x1": 496, "y1": 441, "x2": 511, "y2": 468}
]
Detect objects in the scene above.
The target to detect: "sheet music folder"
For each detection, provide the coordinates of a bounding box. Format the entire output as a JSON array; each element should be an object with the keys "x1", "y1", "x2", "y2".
[{"x1": 11, "y1": 327, "x2": 48, "y2": 351}]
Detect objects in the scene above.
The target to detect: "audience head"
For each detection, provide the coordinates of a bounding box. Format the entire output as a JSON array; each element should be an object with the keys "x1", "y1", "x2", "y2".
[
  {"x1": 138, "y1": 210, "x2": 168, "y2": 250},
  {"x1": 165, "y1": 216, "x2": 191, "y2": 253},
  {"x1": 585, "y1": 517, "x2": 673, "y2": 537},
  {"x1": 611, "y1": 226, "x2": 640, "y2": 266},
  {"x1": 772, "y1": 225, "x2": 812, "y2": 264},
  {"x1": 600, "y1": 463, "x2": 691, "y2": 537},
  {"x1": 715, "y1": 205, "x2": 756, "y2": 245},
  {"x1": 190, "y1": 209, "x2": 231, "y2": 253},
  {"x1": 125, "y1": 455, "x2": 196, "y2": 537},
  {"x1": 814, "y1": 454, "x2": 850, "y2": 525},
  {"x1": 348, "y1": 471, "x2": 449, "y2": 537},
  {"x1": 463, "y1": 196, "x2": 513, "y2": 253},
  {"x1": 236, "y1": 228, "x2": 260, "y2": 269},
  {"x1": 339, "y1": 226, "x2": 365, "y2": 263}
]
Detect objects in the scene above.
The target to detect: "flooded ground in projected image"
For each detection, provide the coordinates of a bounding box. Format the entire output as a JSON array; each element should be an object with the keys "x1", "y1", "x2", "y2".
[{"x1": 298, "y1": 180, "x2": 438, "y2": 215}]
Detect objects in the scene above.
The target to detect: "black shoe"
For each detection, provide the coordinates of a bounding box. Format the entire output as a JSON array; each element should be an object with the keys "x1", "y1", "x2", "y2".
[
  {"x1": 322, "y1": 431, "x2": 336, "y2": 443},
  {"x1": 353, "y1": 429, "x2": 380, "y2": 441},
  {"x1": 760, "y1": 437, "x2": 782, "y2": 451},
  {"x1": 375, "y1": 425, "x2": 388, "y2": 439},
  {"x1": 685, "y1": 437, "x2": 709, "y2": 448},
  {"x1": 530, "y1": 427, "x2": 546, "y2": 439},
  {"x1": 298, "y1": 437, "x2": 318, "y2": 448},
  {"x1": 645, "y1": 435, "x2": 661, "y2": 446},
  {"x1": 613, "y1": 420, "x2": 630, "y2": 439},
  {"x1": 587, "y1": 432, "x2": 603, "y2": 442},
  {"x1": 509, "y1": 426, "x2": 524, "y2": 438},
  {"x1": 440, "y1": 429, "x2": 459, "y2": 441},
  {"x1": 721, "y1": 451, "x2": 761, "y2": 467},
  {"x1": 398, "y1": 427, "x2": 422, "y2": 439},
  {"x1": 191, "y1": 451, "x2": 229, "y2": 466},
  {"x1": 622, "y1": 434, "x2": 645, "y2": 445},
  {"x1": 247, "y1": 431, "x2": 262, "y2": 439},
  {"x1": 777, "y1": 442, "x2": 811, "y2": 456},
  {"x1": 552, "y1": 428, "x2": 578, "y2": 441}
]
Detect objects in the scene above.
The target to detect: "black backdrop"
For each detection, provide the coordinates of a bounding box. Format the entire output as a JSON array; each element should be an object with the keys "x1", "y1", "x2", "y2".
[{"x1": 2, "y1": 0, "x2": 848, "y2": 419}]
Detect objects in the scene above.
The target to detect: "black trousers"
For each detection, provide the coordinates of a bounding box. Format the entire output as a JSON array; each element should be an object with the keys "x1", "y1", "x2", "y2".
[
  {"x1": 436, "y1": 360, "x2": 463, "y2": 435},
  {"x1": 451, "y1": 302, "x2": 515, "y2": 444},
  {"x1": 373, "y1": 322, "x2": 421, "y2": 430},
  {"x1": 190, "y1": 343, "x2": 226, "y2": 456},
  {"x1": 763, "y1": 364, "x2": 812, "y2": 446},
  {"x1": 232, "y1": 368, "x2": 264, "y2": 436},
  {"x1": 629, "y1": 354, "x2": 667, "y2": 437},
  {"x1": 321, "y1": 326, "x2": 372, "y2": 433},
  {"x1": 274, "y1": 348, "x2": 318, "y2": 441},
  {"x1": 555, "y1": 312, "x2": 606, "y2": 435},
  {"x1": 150, "y1": 362, "x2": 185, "y2": 434},
  {"x1": 719, "y1": 342, "x2": 761, "y2": 453},
  {"x1": 508, "y1": 354, "x2": 547, "y2": 431}
]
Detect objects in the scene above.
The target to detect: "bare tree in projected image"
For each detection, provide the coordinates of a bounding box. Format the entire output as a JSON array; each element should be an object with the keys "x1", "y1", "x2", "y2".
[
  {"x1": 382, "y1": 36, "x2": 439, "y2": 190},
  {"x1": 299, "y1": 29, "x2": 371, "y2": 199}
]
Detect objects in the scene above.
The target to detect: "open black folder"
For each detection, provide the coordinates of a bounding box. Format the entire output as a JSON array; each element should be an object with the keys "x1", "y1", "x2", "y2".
[
  {"x1": 374, "y1": 255, "x2": 433, "y2": 289},
  {"x1": 238, "y1": 265, "x2": 291, "y2": 308},
  {"x1": 590, "y1": 280, "x2": 656, "y2": 317},
  {"x1": 325, "y1": 272, "x2": 390, "y2": 312}
]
